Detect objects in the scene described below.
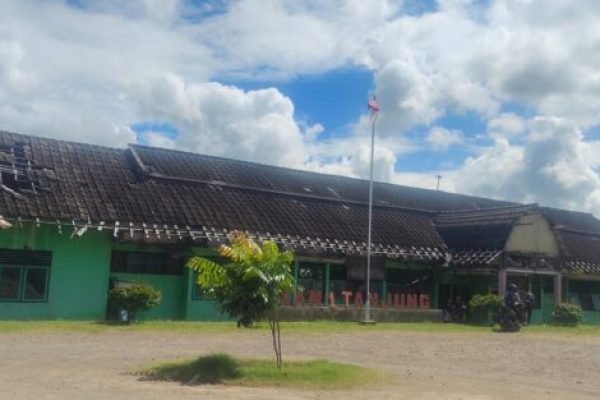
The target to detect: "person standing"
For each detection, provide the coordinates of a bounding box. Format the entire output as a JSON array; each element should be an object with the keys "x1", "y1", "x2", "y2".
[{"x1": 524, "y1": 290, "x2": 535, "y2": 325}]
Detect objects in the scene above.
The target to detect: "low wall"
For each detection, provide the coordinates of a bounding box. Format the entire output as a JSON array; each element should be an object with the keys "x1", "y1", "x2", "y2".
[{"x1": 278, "y1": 306, "x2": 443, "y2": 323}]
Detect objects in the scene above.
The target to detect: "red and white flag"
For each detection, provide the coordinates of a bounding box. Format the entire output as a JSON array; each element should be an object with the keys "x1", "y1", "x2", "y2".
[{"x1": 368, "y1": 96, "x2": 380, "y2": 115}]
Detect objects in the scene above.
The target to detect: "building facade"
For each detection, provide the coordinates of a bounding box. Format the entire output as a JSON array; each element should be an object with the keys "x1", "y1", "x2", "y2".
[{"x1": 0, "y1": 130, "x2": 599, "y2": 323}]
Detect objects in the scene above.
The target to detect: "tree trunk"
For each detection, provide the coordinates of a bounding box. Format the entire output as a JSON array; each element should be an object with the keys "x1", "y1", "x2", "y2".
[
  {"x1": 276, "y1": 318, "x2": 282, "y2": 367},
  {"x1": 268, "y1": 309, "x2": 283, "y2": 368}
]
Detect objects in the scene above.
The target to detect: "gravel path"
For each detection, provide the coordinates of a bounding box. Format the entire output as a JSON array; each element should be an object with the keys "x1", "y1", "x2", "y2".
[{"x1": 1, "y1": 329, "x2": 599, "y2": 400}]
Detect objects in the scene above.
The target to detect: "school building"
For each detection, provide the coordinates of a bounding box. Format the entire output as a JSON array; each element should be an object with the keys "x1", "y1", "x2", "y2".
[{"x1": 0, "y1": 129, "x2": 599, "y2": 323}]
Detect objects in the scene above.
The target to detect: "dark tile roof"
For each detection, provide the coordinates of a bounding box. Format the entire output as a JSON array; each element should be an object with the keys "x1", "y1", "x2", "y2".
[
  {"x1": 540, "y1": 207, "x2": 600, "y2": 273},
  {"x1": 541, "y1": 207, "x2": 600, "y2": 233},
  {"x1": 130, "y1": 144, "x2": 512, "y2": 212},
  {"x1": 0, "y1": 130, "x2": 451, "y2": 259},
  {"x1": 435, "y1": 204, "x2": 536, "y2": 227},
  {"x1": 554, "y1": 229, "x2": 600, "y2": 274},
  {"x1": 2, "y1": 129, "x2": 600, "y2": 270},
  {"x1": 435, "y1": 205, "x2": 536, "y2": 251}
]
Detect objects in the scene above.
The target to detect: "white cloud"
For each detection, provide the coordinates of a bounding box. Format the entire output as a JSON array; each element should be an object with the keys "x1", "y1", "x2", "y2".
[
  {"x1": 142, "y1": 131, "x2": 176, "y2": 149},
  {"x1": 305, "y1": 144, "x2": 397, "y2": 183},
  {"x1": 452, "y1": 116, "x2": 600, "y2": 214},
  {"x1": 132, "y1": 74, "x2": 308, "y2": 167},
  {"x1": 1, "y1": 0, "x2": 600, "y2": 216},
  {"x1": 487, "y1": 113, "x2": 526, "y2": 138},
  {"x1": 425, "y1": 126, "x2": 463, "y2": 150}
]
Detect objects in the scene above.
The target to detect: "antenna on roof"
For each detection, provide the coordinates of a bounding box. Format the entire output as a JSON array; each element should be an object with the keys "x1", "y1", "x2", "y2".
[{"x1": 435, "y1": 175, "x2": 442, "y2": 191}]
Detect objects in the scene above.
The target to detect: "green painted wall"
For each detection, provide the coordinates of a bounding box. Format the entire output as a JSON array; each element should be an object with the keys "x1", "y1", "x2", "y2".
[
  {"x1": 183, "y1": 248, "x2": 230, "y2": 321},
  {"x1": 109, "y1": 243, "x2": 187, "y2": 320},
  {"x1": 111, "y1": 273, "x2": 185, "y2": 320},
  {"x1": 583, "y1": 311, "x2": 600, "y2": 324},
  {"x1": 2, "y1": 227, "x2": 599, "y2": 326},
  {"x1": 0, "y1": 224, "x2": 111, "y2": 320}
]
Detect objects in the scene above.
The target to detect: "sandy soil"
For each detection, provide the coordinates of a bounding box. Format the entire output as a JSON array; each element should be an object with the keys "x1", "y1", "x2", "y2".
[{"x1": 1, "y1": 328, "x2": 599, "y2": 400}]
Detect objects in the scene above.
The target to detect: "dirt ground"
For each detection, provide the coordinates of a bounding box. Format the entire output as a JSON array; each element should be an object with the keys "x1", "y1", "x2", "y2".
[{"x1": 1, "y1": 328, "x2": 599, "y2": 400}]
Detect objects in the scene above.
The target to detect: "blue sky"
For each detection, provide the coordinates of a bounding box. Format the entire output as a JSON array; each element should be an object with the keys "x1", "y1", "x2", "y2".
[{"x1": 2, "y1": 0, "x2": 600, "y2": 214}]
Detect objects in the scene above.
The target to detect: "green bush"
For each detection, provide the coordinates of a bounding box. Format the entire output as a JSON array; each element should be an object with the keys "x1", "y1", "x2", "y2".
[
  {"x1": 108, "y1": 281, "x2": 161, "y2": 322},
  {"x1": 553, "y1": 303, "x2": 583, "y2": 327},
  {"x1": 468, "y1": 294, "x2": 502, "y2": 309},
  {"x1": 468, "y1": 294, "x2": 501, "y2": 325}
]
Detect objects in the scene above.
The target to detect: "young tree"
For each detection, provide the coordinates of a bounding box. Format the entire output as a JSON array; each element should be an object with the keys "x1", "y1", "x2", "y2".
[{"x1": 186, "y1": 231, "x2": 295, "y2": 368}]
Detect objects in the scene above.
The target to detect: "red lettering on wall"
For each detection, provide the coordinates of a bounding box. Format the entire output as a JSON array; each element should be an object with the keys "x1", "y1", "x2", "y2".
[
  {"x1": 355, "y1": 291, "x2": 364, "y2": 308},
  {"x1": 342, "y1": 291, "x2": 352, "y2": 307},
  {"x1": 295, "y1": 290, "x2": 304, "y2": 306},
  {"x1": 329, "y1": 291, "x2": 336, "y2": 308},
  {"x1": 406, "y1": 294, "x2": 418, "y2": 308},
  {"x1": 419, "y1": 294, "x2": 430, "y2": 309},
  {"x1": 285, "y1": 289, "x2": 432, "y2": 310},
  {"x1": 385, "y1": 293, "x2": 393, "y2": 307},
  {"x1": 370, "y1": 292, "x2": 380, "y2": 307},
  {"x1": 308, "y1": 289, "x2": 322, "y2": 305}
]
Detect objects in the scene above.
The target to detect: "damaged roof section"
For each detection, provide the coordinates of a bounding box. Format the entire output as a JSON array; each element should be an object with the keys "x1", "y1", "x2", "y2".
[
  {"x1": 435, "y1": 205, "x2": 537, "y2": 248},
  {"x1": 0, "y1": 130, "x2": 451, "y2": 260},
  {"x1": 1, "y1": 129, "x2": 600, "y2": 270},
  {"x1": 128, "y1": 144, "x2": 512, "y2": 212},
  {"x1": 541, "y1": 207, "x2": 600, "y2": 274}
]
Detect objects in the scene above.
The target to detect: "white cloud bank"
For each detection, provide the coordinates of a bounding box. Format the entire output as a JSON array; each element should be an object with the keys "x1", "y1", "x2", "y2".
[{"x1": 1, "y1": 1, "x2": 600, "y2": 215}]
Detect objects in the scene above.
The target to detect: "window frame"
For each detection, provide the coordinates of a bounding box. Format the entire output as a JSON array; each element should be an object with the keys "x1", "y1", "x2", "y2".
[
  {"x1": 0, "y1": 265, "x2": 23, "y2": 302},
  {"x1": 110, "y1": 251, "x2": 184, "y2": 276},
  {"x1": 21, "y1": 266, "x2": 51, "y2": 303},
  {"x1": 0, "y1": 263, "x2": 51, "y2": 304}
]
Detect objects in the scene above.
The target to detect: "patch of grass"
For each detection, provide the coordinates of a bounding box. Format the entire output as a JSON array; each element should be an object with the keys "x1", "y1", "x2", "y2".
[
  {"x1": 144, "y1": 354, "x2": 241, "y2": 384},
  {"x1": 522, "y1": 324, "x2": 600, "y2": 336},
  {"x1": 1, "y1": 320, "x2": 600, "y2": 336},
  {"x1": 0, "y1": 320, "x2": 236, "y2": 334},
  {"x1": 142, "y1": 353, "x2": 382, "y2": 389}
]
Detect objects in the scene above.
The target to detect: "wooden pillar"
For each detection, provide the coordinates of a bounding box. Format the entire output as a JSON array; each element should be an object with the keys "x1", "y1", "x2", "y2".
[
  {"x1": 498, "y1": 269, "x2": 507, "y2": 297},
  {"x1": 554, "y1": 274, "x2": 562, "y2": 305}
]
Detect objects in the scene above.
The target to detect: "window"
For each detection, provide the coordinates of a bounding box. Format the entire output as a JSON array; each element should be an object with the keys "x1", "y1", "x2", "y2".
[
  {"x1": 297, "y1": 262, "x2": 325, "y2": 304},
  {"x1": 0, "y1": 267, "x2": 21, "y2": 300},
  {"x1": 569, "y1": 280, "x2": 600, "y2": 311},
  {"x1": 386, "y1": 269, "x2": 432, "y2": 297},
  {"x1": 328, "y1": 264, "x2": 348, "y2": 303},
  {"x1": 110, "y1": 251, "x2": 184, "y2": 275},
  {"x1": 0, "y1": 250, "x2": 51, "y2": 303}
]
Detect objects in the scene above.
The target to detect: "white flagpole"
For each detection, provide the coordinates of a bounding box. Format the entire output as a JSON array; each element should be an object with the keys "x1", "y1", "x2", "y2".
[{"x1": 363, "y1": 109, "x2": 377, "y2": 324}]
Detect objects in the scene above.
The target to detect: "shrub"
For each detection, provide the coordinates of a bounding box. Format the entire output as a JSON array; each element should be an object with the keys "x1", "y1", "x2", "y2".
[
  {"x1": 468, "y1": 294, "x2": 502, "y2": 309},
  {"x1": 553, "y1": 302, "x2": 583, "y2": 327},
  {"x1": 108, "y1": 281, "x2": 161, "y2": 322},
  {"x1": 468, "y1": 294, "x2": 501, "y2": 325}
]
